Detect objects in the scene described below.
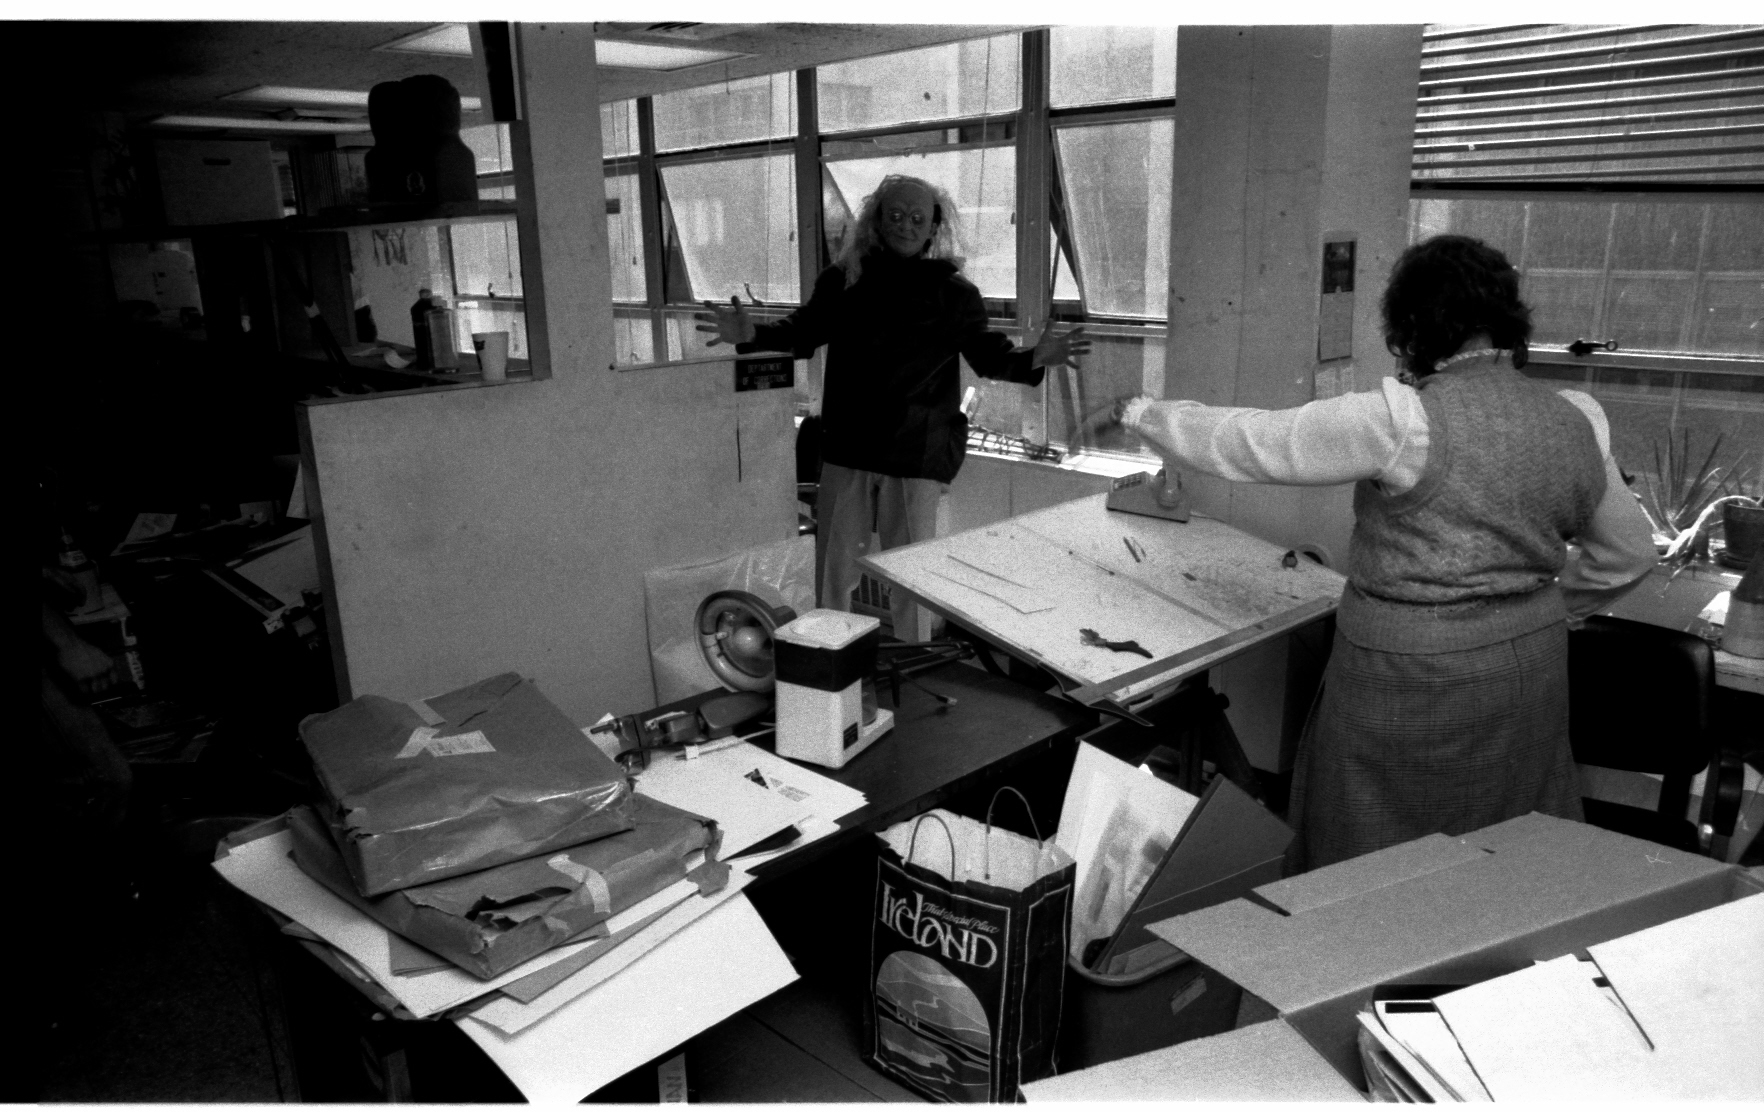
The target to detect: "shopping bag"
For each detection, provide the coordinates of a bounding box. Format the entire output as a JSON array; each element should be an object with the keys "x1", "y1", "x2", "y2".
[{"x1": 863, "y1": 789, "x2": 1076, "y2": 1102}]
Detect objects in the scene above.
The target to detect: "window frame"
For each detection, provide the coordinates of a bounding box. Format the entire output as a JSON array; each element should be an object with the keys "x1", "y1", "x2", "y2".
[{"x1": 596, "y1": 29, "x2": 1180, "y2": 466}]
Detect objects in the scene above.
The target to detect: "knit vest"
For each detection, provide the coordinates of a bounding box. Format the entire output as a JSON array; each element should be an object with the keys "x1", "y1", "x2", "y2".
[{"x1": 1339, "y1": 362, "x2": 1605, "y2": 653}]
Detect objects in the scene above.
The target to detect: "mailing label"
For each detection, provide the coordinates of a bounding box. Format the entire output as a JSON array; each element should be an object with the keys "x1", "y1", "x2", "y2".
[
  {"x1": 395, "y1": 726, "x2": 441, "y2": 758},
  {"x1": 394, "y1": 726, "x2": 495, "y2": 758},
  {"x1": 427, "y1": 730, "x2": 495, "y2": 757}
]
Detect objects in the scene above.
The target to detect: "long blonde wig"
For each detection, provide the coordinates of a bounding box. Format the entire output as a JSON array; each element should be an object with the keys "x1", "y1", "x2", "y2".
[{"x1": 835, "y1": 174, "x2": 963, "y2": 288}]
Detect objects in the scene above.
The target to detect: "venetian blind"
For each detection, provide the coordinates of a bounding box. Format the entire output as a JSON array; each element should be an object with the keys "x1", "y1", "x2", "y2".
[{"x1": 1414, "y1": 24, "x2": 1764, "y2": 185}]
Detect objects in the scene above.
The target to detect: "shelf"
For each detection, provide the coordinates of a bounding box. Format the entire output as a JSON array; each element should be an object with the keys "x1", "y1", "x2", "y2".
[{"x1": 97, "y1": 200, "x2": 519, "y2": 243}]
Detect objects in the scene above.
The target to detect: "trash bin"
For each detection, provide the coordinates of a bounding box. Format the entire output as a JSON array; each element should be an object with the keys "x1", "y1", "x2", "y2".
[{"x1": 1058, "y1": 942, "x2": 1242, "y2": 1071}]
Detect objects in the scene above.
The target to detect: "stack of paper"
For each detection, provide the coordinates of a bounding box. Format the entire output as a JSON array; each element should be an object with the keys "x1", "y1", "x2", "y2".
[{"x1": 1355, "y1": 995, "x2": 1492, "y2": 1102}]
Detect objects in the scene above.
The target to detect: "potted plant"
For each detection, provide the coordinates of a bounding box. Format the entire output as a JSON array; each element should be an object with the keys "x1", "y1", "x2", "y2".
[
  {"x1": 1719, "y1": 469, "x2": 1764, "y2": 570},
  {"x1": 1635, "y1": 431, "x2": 1757, "y2": 571}
]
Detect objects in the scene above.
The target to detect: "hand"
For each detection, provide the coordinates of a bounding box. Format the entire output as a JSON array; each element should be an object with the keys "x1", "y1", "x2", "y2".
[
  {"x1": 1031, "y1": 324, "x2": 1091, "y2": 370},
  {"x1": 693, "y1": 295, "x2": 757, "y2": 347},
  {"x1": 1092, "y1": 393, "x2": 1147, "y2": 433},
  {"x1": 59, "y1": 640, "x2": 121, "y2": 697}
]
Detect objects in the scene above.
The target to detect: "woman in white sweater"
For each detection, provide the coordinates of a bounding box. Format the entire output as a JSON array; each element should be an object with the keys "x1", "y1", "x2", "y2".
[{"x1": 1116, "y1": 235, "x2": 1657, "y2": 869}]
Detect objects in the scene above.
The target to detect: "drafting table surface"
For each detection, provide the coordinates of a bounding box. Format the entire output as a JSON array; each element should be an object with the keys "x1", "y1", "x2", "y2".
[{"x1": 861, "y1": 494, "x2": 1346, "y2": 705}]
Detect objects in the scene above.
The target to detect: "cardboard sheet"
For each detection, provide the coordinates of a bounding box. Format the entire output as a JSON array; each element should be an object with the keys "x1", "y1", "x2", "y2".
[
  {"x1": 1435, "y1": 892, "x2": 1764, "y2": 1101},
  {"x1": 457, "y1": 895, "x2": 797, "y2": 1103},
  {"x1": 463, "y1": 868, "x2": 758, "y2": 1032},
  {"x1": 1588, "y1": 889, "x2": 1764, "y2": 1090},
  {"x1": 1019, "y1": 1020, "x2": 1363, "y2": 1102}
]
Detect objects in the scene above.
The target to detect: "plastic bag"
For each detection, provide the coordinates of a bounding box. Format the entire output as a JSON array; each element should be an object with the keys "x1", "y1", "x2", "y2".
[{"x1": 643, "y1": 535, "x2": 815, "y2": 704}]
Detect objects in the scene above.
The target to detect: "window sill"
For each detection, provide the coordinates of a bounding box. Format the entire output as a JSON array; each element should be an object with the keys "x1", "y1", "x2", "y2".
[
  {"x1": 966, "y1": 444, "x2": 1153, "y2": 481},
  {"x1": 1529, "y1": 349, "x2": 1764, "y2": 378}
]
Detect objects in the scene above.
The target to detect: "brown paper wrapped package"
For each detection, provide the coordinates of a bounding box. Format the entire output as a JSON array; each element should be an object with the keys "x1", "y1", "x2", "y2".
[
  {"x1": 299, "y1": 673, "x2": 635, "y2": 895},
  {"x1": 288, "y1": 795, "x2": 725, "y2": 980}
]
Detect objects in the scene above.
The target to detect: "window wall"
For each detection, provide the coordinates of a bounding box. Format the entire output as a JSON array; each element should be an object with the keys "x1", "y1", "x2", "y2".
[
  {"x1": 597, "y1": 28, "x2": 1178, "y2": 463},
  {"x1": 1411, "y1": 23, "x2": 1764, "y2": 492}
]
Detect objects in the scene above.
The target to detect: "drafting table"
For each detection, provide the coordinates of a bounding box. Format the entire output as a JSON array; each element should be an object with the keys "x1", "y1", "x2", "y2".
[{"x1": 861, "y1": 493, "x2": 1346, "y2": 720}]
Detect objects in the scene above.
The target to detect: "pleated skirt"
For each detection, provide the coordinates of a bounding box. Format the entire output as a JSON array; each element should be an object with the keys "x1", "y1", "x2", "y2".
[{"x1": 1286, "y1": 620, "x2": 1584, "y2": 872}]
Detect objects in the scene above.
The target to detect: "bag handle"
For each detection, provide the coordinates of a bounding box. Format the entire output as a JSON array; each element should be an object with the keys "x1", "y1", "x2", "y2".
[
  {"x1": 983, "y1": 786, "x2": 1043, "y2": 882},
  {"x1": 904, "y1": 811, "x2": 958, "y2": 879}
]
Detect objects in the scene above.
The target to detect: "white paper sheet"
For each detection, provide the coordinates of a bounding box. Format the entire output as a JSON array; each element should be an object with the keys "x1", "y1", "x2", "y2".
[
  {"x1": 638, "y1": 739, "x2": 868, "y2": 834},
  {"x1": 634, "y1": 750, "x2": 812, "y2": 857},
  {"x1": 1054, "y1": 742, "x2": 1199, "y2": 961},
  {"x1": 458, "y1": 894, "x2": 797, "y2": 1104},
  {"x1": 1434, "y1": 954, "x2": 1660, "y2": 1101},
  {"x1": 213, "y1": 827, "x2": 709, "y2": 1019},
  {"x1": 466, "y1": 868, "x2": 757, "y2": 1035}
]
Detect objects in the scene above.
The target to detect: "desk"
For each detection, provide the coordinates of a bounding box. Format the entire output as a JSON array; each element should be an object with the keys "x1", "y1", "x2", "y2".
[
  {"x1": 261, "y1": 660, "x2": 1090, "y2": 1101},
  {"x1": 646, "y1": 662, "x2": 1091, "y2": 883},
  {"x1": 1602, "y1": 562, "x2": 1764, "y2": 695}
]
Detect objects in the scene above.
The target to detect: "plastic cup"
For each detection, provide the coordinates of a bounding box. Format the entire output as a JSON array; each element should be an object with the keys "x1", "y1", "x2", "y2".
[{"x1": 473, "y1": 331, "x2": 510, "y2": 382}]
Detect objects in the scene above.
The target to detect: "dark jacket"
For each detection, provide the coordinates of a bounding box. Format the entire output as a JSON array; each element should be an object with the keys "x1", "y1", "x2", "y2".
[{"x1": 737, "y1": 252, "x2": 1044, "y2": 483}]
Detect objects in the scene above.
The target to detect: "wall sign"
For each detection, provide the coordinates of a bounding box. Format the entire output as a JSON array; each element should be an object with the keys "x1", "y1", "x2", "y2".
[
  {"x1": 735, "y1": 355, "x2": 793, "y2": 393},
  {"x1": 1318, "y1": 234, "x2": 1355, "y2": 363}
]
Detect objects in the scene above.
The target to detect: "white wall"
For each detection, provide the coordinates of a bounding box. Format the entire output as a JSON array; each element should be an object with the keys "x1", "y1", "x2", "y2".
[{"x1": 302, "y1": 25, "x2": 797, "y2": 724}]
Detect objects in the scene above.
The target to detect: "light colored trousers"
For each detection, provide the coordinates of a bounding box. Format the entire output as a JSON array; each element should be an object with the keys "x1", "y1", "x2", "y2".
[{"x1": 817, "y1": 462, "x2": 948, "y2": 641}]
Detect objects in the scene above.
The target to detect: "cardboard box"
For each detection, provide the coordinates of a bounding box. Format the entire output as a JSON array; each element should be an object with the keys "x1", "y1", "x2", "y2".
[
  {"x1": 1132, "y1": 813, "x2": 1763, "y2": 1096},
  {"x1": 301, "y1": 673, "x2": 635, "y2": 895},
  {"x1": 1024, "y1": 1018, "x2": 1362, "y2": 1102}
]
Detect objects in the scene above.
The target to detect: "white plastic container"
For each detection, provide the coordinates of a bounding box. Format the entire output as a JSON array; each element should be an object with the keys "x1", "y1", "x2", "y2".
[{"x1": 772, "y1": 609, "x2": 892, "y2": 769}]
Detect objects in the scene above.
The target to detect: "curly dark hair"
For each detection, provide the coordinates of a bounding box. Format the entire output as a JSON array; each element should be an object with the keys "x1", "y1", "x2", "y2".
[{"x1": 1382, "y1": 234, "x2": 1532, "y2": 378}]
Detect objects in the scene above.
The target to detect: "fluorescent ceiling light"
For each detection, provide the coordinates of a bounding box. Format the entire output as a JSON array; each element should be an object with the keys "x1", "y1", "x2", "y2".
[
  {"x1": 151, "y1": 115, "x2": 373, "y2": 135},
  {"x1": 595, "y1": 39, "x2": 743, "y2": 70},
  {"x1": 222, "y1": 84, "x2": 481, "y2": 113},
  {"x1": 225, "y1": 85, "x2": 371, "y2": 108},
  {"x1": 378, "y1": 23, "x2": 473, "y2": 57}
]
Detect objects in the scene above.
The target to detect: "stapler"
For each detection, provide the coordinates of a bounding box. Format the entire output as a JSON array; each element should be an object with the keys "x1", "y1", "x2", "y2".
[{"x1": 1106, "y1": 469, "x2": 1190, "y2": 522}]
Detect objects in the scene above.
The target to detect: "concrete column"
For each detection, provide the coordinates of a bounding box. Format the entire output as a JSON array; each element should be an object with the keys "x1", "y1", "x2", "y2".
[
  {"x1": 1163, "y1": 24, "x2": 1422, "y2": 563},
  {"x1": 1161, "y1": 25, "x2": 1422, "y2": 773}
]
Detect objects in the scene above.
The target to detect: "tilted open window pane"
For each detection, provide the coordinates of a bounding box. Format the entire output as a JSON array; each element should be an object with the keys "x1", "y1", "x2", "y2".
[
  {"x1": 1411, "y1": 196, "x2": 1764, "y2": 358},
  {"x1": 611, "y1": 306, "x2": 655, "y2": 366},
  {"x1": 449, "y1": 218, "x2": 523, "y2": 298},
  {"x1": 817, "y1": 35, "x2": 1020, "y2": 133},
  {"x1": 659, "y1": 155, "x2": 799, "y2": 305},
  {"x1": 652, "y1": 73, "x2": 795, "y2": 153},
  {"x1": 1049, "y1": 27, "x2": 1177, "y2": 108},
  {"x1": 1054, "y1": 119, "x2": 1173, "y2": 319},
  {"x1": 823, "y1": 147, "x2": 1018, "y2": 299},
  {"x1": 602, "y1": 100, "x2": 640, "y2": 158},
  {"x1": 604, "y1": 171, "x2": 646, "y2": 304},
  {"x1": 1046, "y1": 332, "x2": 1166, "y2": 457}
]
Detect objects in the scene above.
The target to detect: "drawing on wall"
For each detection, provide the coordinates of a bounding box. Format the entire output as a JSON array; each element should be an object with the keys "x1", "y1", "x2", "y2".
[{"x1": 372, "y1": 228, "x2": 409, "y2": 267}]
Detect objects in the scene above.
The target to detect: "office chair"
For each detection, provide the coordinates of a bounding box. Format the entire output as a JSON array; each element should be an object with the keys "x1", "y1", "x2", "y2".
[
  {"x1": 1567, "y1": 615, "x2": 1743, "y2": 857},
  {"x1": 795, "y1": 414, "x2": 822, "y2": 537}
]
